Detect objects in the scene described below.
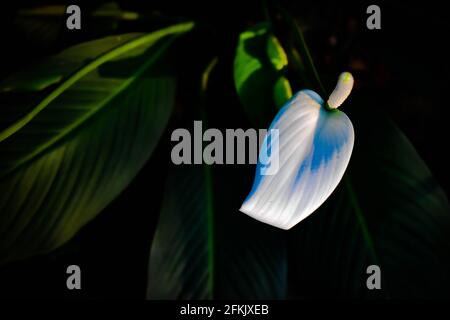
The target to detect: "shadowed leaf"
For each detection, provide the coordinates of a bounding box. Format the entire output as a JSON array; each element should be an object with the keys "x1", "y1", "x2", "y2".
[
  {"x1": 288, "y1": 97, "x2": 450, "y2": 298},
  {"x1": 0, "y1": 22, "x2": 194, "y2": 264}
]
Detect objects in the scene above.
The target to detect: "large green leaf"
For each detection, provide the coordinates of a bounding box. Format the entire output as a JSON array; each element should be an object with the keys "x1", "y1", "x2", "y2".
[
  {"x1": 0, "y1": 22, "x2": 194, "y2": 264},
  {"x1": 147, "y1": 164, "x2": 287, "y2": 299},
  {"x1": 233, "y1": 23, "x2": 292, "y2": 127},
  {"x1": 147, "y1": 165, "x2": 214, "y2": 299},
  {"x1": 287, "y1": 97, "x2": 450, "y2": 298}
]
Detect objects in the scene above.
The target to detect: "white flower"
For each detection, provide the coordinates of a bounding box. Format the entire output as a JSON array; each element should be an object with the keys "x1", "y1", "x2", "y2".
[{"x1": 240, "y1": 72, "x2": 355, "y2": 229}]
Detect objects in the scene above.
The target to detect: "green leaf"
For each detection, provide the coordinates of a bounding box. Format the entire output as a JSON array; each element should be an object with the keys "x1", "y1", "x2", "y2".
[
  {"x1": 266, "y1": 35, "x2": 288, "y2": 71},
  {"x1": 287, "y1": 100, "x2": 450, "y2": 298},
  {"x1": 273, "y1": 76, "x2": 292, "y2": 109},
  {"x1": 233, "y1": 23, "x2": 292, "y2": 127},
  {"x1": 147, "y1": 165, "x2": 287, "y2": 299},
  {"x1": 18, "y1": 3, "x2": 138, "y2": 21},
  {"x1": 0, "y1": 22, "x2": 194, "y2": 264},
  {"x1": 147, "y1": 165, "x2": 213, "y2": 299}
]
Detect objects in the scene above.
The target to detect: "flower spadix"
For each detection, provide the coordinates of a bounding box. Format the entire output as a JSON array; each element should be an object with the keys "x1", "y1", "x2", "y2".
[{"x1": 240, "y1": 72, "x2": 355, "y2": 230}]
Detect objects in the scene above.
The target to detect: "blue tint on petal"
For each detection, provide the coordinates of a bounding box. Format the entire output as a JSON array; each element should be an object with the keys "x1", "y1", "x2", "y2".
[
  {"x1": 295, "y1": 111, "x2": 350, "y2": 183},
  {"x1": 244, "y1": 131, "x2": 270, "y2": 201},
  {"x1": 245, "y1": 89, "x2": 324, "y2": 202}
]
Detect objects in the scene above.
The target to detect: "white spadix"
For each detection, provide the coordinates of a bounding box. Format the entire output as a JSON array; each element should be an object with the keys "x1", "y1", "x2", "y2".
[
  {"x1": 327, "y1": 72, "x2": 354, "y2": 109},
  {"x1": 240, "y1": 72, "x2": 355, "y2": 230}
]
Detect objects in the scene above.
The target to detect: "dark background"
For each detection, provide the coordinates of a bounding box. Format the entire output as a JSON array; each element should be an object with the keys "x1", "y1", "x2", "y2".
[{"x1": 0, "y1": 0, "x2": 448, "y2": 298}]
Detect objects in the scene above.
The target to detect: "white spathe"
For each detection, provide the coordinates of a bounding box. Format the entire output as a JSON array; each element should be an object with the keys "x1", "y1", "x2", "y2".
[{"x1": 240, "y1": 72, "x2": 355, "y2": 230}]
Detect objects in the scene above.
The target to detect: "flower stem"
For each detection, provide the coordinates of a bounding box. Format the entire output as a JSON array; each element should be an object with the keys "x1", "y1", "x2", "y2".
[{"x1": 276, "y1": 5, "x2": 327, "y2": 97}]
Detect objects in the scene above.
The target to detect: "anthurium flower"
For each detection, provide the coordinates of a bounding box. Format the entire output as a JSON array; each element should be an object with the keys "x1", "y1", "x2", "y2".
[{"x1": 240, "y1": 72, "x2": 355, "y2": 229}]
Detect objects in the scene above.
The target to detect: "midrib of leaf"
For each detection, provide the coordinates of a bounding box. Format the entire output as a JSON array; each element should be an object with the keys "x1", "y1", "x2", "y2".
[
  {"x1": 0, "y1": 22, "x2": 194, "y2": 179},
  {"x1": 204, "y1": 161, "x2": 214, "y2": 299},
  {"x1": 344, "y1": 176, "x2": 377, "y2": 258},
  {"x1": 200, "y1": 57, "x2": 218, "y2": 299}
]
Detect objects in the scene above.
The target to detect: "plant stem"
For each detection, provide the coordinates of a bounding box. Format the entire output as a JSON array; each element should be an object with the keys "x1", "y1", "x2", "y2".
[
  {"x1": 262, "y1": 0, "x2": 272, "y2": 27},
  {"x1": 276, "y1": 5, "x2": 326, "y2": 97},
  {"x1": 200, "y1": 57, "x2": 218, "y2": 299}
]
